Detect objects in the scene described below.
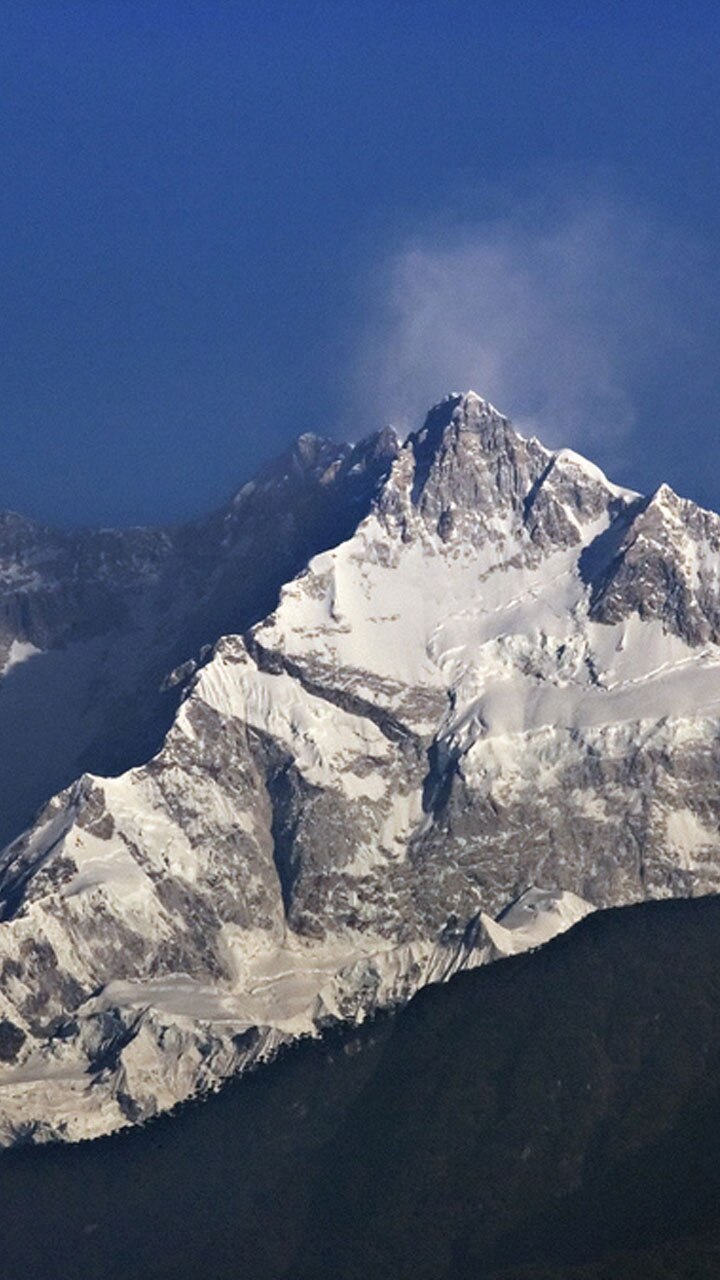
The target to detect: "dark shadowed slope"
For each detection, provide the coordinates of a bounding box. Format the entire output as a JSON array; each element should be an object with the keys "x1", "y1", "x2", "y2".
[{"x1": 2, "y1": 894, "x2": 720, "y2": 1279}]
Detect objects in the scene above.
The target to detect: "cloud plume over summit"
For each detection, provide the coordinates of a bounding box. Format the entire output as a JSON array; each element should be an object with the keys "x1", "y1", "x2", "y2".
[{"x1": 348, "y1": 198, "x2": 713, "y2": 481}]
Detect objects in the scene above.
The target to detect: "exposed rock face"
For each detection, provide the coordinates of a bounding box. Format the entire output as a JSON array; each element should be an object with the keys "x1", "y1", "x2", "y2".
[
  {"x1": 0, "y1": 390, "x2": 719, "y2": 1143},
  {"x1": 586, "y1": 482, "x2": 720, "y2": 644}
]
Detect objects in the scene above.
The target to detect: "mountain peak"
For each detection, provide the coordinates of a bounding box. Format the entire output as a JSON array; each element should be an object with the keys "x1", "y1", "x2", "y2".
[
  {"x1": 379, "y1": 390, "x2": 616, "y2": 553},
  {"x1": 431, "y1": 388, "x2": 505, "y2": 421},
  {"x1": 453, "y1": 387, "x2": 506, "y2": 421},
  {"x1": 407, "y1": 390, "x2": 510, "y2": 450}
]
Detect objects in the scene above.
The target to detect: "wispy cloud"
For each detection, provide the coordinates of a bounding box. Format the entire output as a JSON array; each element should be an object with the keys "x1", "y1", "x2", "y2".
[{"x1": 346, "y1": 197, "x2": 709, "y2": 468}]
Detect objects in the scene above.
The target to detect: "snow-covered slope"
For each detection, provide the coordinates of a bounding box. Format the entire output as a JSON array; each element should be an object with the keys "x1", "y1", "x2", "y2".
[{"x1": 1, "y1": 390, "x2": 719, "y2": 1143}]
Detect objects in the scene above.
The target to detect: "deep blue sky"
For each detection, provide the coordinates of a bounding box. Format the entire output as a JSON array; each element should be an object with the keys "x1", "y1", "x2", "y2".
[{"x1": 2, "y1": 2, "x2": 720, "y2": 526}]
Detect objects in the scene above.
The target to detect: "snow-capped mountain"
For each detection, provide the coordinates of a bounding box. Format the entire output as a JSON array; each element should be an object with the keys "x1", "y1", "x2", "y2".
[{"x1": 1, "y1": 390, "x2": 720, "y2": 1143}]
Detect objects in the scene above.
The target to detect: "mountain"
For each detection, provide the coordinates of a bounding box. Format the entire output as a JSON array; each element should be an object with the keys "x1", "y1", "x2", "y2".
[
  {"x1": 1, "y1": 390, "x2": 720, "y2": 1143},
  {"x1": 0, "y1": 428, "x2": 398, "y2": 848},
  {"x1": 2, "y1": 895, "x2": 720, "y2": 1280}
]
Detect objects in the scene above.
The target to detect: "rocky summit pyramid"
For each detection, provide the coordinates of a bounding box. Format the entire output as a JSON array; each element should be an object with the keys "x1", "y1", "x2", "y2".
[{"x1": 1, "y1": 391, "x2": 720, "y2": 1143}]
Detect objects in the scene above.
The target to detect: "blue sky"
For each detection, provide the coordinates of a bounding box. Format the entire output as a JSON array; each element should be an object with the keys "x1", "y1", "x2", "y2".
[{"x1": 2, "y1": 2, "x2": 720, "y2": 525}]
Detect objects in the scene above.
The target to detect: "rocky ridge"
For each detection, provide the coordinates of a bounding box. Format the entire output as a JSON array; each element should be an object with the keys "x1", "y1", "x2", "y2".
[{"x1": 1, "y1": 391, "x2": 719, "y2": 1142}]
